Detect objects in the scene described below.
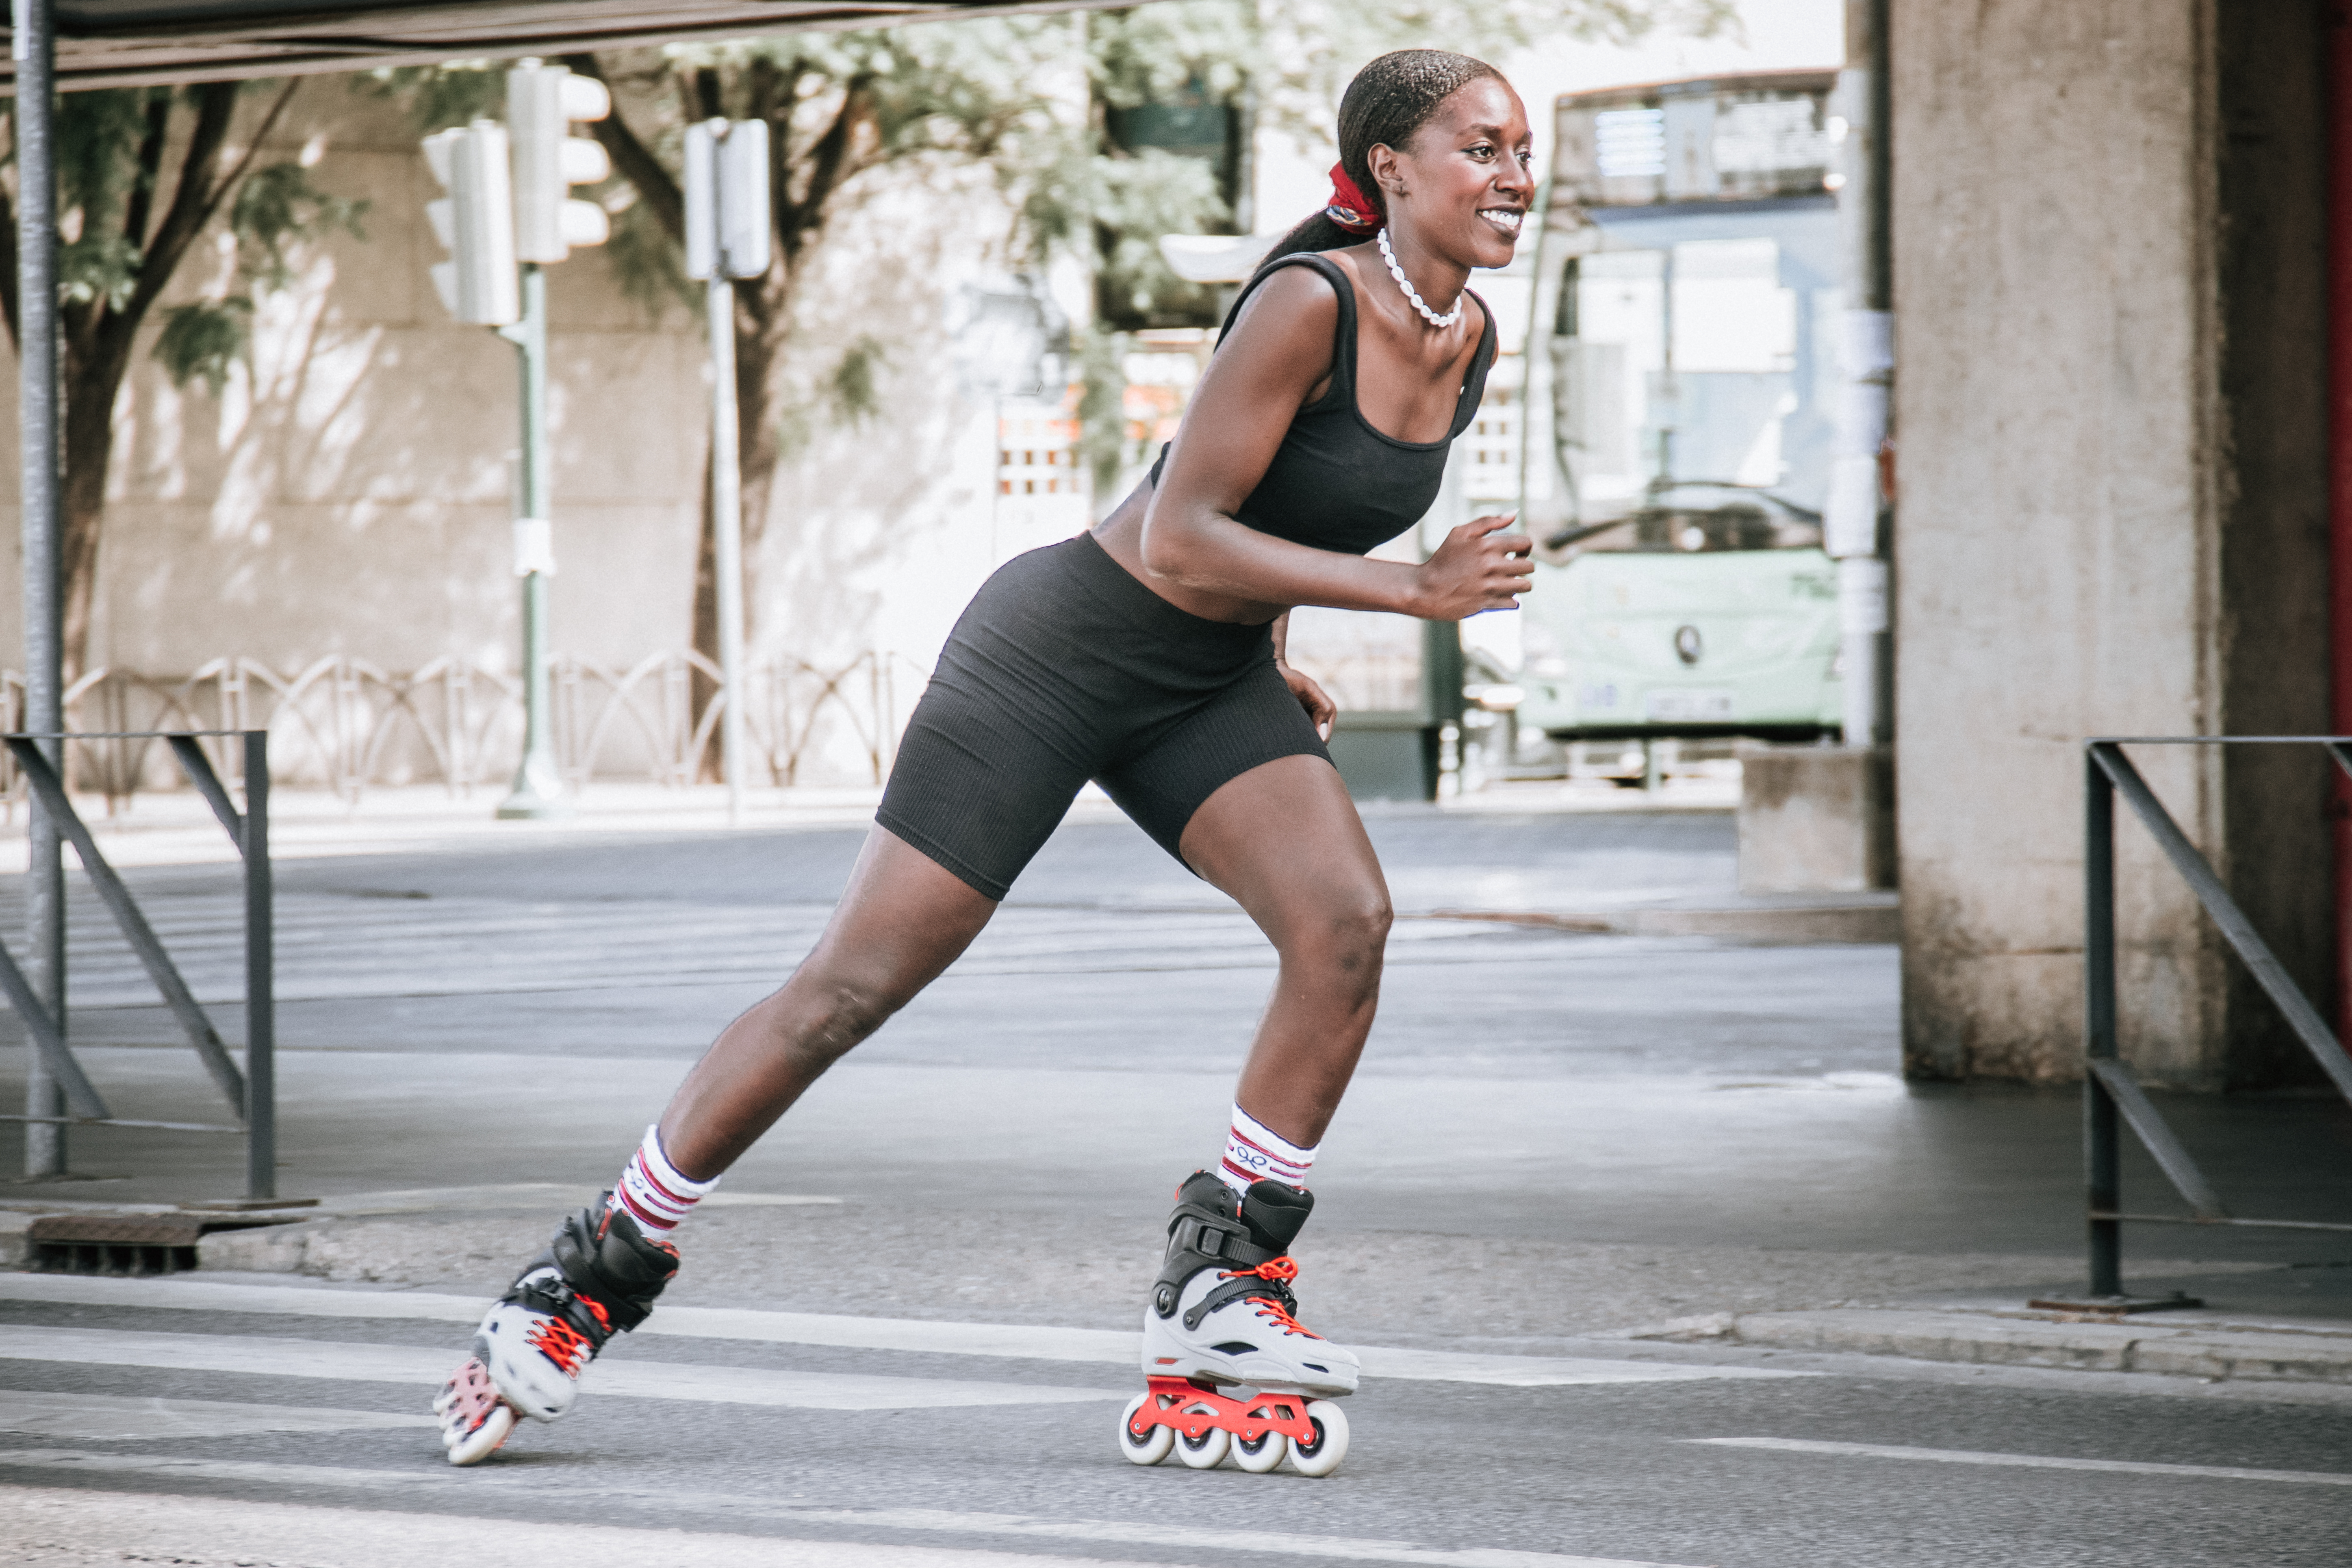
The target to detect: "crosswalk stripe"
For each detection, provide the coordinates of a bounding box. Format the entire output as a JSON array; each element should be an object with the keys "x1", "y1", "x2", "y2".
[
  {"x1": 0, "y1": 1449, "x2": 1705, "y2": 1568},
  {"x1": 0, "y1": 1388, "x2": 434, "y2": 1439},
  {"x1": 0, "y1": 1325, "x2": 1124, "y2": 1411},
  {"x1": 6, "y1": 1484, "x2": 1169, "y2": 1568},
  {"x1": 0, "y1": 1274, "x2": 1799, "y2": 1387},
  {"x1": 1690, "y1": 1436, "x2": 2352, "y2": 1487}
]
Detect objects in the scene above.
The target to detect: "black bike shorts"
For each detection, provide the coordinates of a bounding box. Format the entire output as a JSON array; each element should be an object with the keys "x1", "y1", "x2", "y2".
[{"x1": 876, "y1": 531, "x2": 1332, "y2": 900}]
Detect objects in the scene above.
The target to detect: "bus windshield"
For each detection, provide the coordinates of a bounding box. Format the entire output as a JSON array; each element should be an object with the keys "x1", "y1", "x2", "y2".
[{"x1": 1547, "y1": 198, "x2": 1839, "y2": 558}]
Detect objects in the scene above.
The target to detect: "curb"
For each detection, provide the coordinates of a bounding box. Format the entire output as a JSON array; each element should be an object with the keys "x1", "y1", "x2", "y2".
[
  {"x1": 1421, "y1": 900, "x2": 1899, "y2": 944},
  {"x1": 1636, "y1": 1308, "x2": 2352, "y2": 1384}
]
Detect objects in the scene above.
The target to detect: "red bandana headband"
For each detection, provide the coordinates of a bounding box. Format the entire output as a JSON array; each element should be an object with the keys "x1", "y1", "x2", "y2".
[{"x1": 1324, "y1": 163, "x2": 1381, "y2": 234}]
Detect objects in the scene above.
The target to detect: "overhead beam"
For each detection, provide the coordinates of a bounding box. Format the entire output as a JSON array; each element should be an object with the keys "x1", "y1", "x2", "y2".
[{"x1": 0, "y1": 0, "x2": 1136, "y2": 90}]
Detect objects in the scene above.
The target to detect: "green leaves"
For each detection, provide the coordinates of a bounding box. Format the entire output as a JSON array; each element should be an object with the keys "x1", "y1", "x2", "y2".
[
  {"x1": 229, "y1": 162, "x2": 369, "y2": 293},
  {"x1": 152, "y1": 298, "x2": 252, "y2": 396}
]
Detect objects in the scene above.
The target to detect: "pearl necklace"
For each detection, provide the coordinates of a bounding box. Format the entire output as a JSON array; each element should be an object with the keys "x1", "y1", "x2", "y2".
[{"x1": 1376, "y1": 228, "x2": 1462, "y2": 329}]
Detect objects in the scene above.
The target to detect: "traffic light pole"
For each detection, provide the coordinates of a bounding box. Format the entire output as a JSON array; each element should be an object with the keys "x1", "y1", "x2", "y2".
[
  {"x1": 707, "y1": 275, "x2": 747, "y2": 827},
  {"x1": 497, "y1": 262, "x2": 568, "y2": 819}
]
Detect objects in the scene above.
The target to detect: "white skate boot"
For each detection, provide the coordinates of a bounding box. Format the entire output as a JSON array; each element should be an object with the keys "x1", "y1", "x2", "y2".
[
  {"x1": 1121, "y1": 1171, "x2": 1357, "y2": 1476},
  {"x1": 435, "y1": 1197, "x2": 678, "y2": 1464}
]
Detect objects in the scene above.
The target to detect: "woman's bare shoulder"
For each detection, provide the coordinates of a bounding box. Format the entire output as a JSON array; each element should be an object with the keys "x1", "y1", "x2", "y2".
[{"x1": 1224, "y1": 259, "x2": 1343, "y2": 352}]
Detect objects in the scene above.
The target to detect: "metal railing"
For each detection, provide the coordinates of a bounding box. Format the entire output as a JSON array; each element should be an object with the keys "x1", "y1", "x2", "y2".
[
  {"x1": 0, "y1": 651, "x2": 926, "y2": 809},
  {"x1": 2078, "y1": 738, "x2": 2352, "y2": 1304},
  {"x1": 0, "y1": 730, "x2": 274, "y2": 1198}
]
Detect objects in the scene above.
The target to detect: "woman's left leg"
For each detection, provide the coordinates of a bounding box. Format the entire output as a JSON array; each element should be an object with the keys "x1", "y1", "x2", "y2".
[
  {"x1": 1177, "y1": 752, "x2": 1391, "y2": 1150},
  {"x1": 1120, "y1": 752, "x2": 1384, "y2": 1455}
]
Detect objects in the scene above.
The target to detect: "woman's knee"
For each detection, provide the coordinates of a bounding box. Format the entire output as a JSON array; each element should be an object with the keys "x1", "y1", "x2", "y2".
[
  {"x1": 772, "y1": 966, "x2": 909, "y2": 1062},
  {"x1": 1277, "y1": 883, "x2": 1392, "y2": 988}
]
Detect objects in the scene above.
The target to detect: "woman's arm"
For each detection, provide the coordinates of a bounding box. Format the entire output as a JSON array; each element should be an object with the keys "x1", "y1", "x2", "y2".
[{"x1": 1139, "y1": 267, "x2": 1529, "y2": 621}]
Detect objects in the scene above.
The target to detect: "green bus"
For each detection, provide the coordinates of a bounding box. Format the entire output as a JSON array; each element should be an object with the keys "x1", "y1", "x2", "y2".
[{"x1": 1515, "y1": 70, "x2": 1846, "y2": 745}]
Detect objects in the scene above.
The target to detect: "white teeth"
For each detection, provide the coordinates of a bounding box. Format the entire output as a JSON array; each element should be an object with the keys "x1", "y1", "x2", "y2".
[{"x1": 1481, "y1": 209, "x2": 1523, "y2": 232}]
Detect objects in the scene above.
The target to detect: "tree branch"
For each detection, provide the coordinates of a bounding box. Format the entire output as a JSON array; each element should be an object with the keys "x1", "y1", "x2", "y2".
[
  {"x1": 120, "y1": 90, "x2": 169, "y2": 254},
  {"x1": 123, "y1": 78, "x2": 298, "y2": 330},
  {"x1": 785, "y1": 75, "x2": 874, "y2": 265},
  {"x1": 565, "y1": 53, "x2": 684, "y2": 245},
  {"x1": 0, "y1": 177, "x2": 17, "y2": 356}
]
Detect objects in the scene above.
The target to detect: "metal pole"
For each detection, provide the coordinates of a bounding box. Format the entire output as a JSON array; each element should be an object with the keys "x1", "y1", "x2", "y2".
[
  {"x1": 242, "y1": 729, "x2": 273, "y2": 1200},
  {"x1": 2085, "y1": 747, "x2": 2122, "y2": 1298},
  {"x1": 15, "y1": 0, "x2": 65, "y2": 1178},
  {"x1": 1829, "y1": 0, "x2": 1893, "y2": 747},
  {"x1": 707, "y1": 276, "x2": 745, "y2": 827},
  {"x1": 499, "y1": 262, "x2": 568, "y2": 819}
]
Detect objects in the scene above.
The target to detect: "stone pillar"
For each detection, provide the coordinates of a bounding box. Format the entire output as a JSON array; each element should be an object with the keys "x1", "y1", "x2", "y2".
[{"x1": 1891, "y1": 0, "x2": 2331, "y2": 1088}]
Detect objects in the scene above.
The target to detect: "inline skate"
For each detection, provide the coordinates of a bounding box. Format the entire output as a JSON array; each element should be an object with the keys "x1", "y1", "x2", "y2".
[
  {"x1": 434, "y1": 1196, "x2": 677, "y2": 1464},
  {"x1": 1119, "y1": 1171, "x2": 1357, "y2": 1476}
]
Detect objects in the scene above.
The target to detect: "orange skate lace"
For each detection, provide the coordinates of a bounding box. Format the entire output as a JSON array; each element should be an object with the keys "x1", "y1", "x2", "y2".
[
  {"x1": 1218, "y1": 1256, "x2": 1319, "y2": 1338},
  {"x1": 525, "y1": 1311, "x2": 599, "y2": 1376}
]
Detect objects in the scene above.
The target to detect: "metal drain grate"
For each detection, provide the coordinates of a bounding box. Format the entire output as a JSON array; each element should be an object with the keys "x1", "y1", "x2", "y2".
[{"x1": 27, "y1": 1213, "x2": 286, "y2": 1276}]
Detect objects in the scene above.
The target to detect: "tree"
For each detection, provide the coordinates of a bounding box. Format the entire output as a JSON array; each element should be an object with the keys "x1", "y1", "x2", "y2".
[
  {"x1": 550, "y1": 27, "x2": 1075, "y2": 733},
  {"x1": 0, "y1": 82, "x2": 366, "y2": 680}
]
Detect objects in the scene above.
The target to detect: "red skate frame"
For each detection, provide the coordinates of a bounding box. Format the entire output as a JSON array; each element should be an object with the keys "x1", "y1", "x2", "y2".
[{"x1": 1127, "y1": 1375, "x2": 1321, "y2": 1448}]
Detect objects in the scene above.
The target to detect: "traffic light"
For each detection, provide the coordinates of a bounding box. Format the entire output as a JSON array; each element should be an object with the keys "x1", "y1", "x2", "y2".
[
  {"x1": 508, "y1": 60, "x2": 613, "y2": 264},
  {"x1": 683, "y1": 119, "x2": 772, "y2": 281},
  {"x1": 421, "y1": 121, "x2": 519, "y2": 325}
]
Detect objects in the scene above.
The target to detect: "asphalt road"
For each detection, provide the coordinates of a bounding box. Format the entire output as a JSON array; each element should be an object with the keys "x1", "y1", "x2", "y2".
[
  {"x1": 0, "y1": 1273, "x2": 2345, "y2": 1568},
  {"x1": 2, "y1": 805, "x2": 2350, "y2": 1564}
]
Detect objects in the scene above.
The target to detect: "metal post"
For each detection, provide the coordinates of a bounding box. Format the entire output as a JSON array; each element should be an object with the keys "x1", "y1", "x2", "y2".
[
  {"x1": 1830, "y1": 0, "x2": 1894, "y2": 747},
  {"x1": 708, "y1": 275, "x2": 746, "y2": 827},
  {"x1": 2085, "y1": 748, "x2": 2122, "y2": 1297},
  {"x1": 15, "y1": 0, "x2": 65, "y2": 1178},
  {"x1": 499, "y1": 262, "x2": 568, "y2": 818},
  {"x1": 241, "y1": 730, "x2": 273, "y2": 1200}
]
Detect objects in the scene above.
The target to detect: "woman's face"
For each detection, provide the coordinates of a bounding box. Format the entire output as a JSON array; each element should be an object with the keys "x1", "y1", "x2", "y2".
[{"x1": 1376, "y1": 77, "x2": 1535, "y2": 271}]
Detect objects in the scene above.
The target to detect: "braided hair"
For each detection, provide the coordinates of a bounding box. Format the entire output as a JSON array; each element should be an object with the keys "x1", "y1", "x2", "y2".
[{"x1": 1251, "y1": 49, "x2": 1504, "y2": 280}]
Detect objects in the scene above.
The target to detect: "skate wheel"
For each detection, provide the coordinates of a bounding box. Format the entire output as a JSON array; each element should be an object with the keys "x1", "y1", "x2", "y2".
[
  {"x1": 1176, "y1": 1421, "x2": 1230, "y2": 1469},
  {"x1": 1284, "y1": 1399, "x2": 1348, "y2": 1477},
  {"x1": 1117, "y1": 1394, "x2": 1174, "y2": 1466},
  {"x1": 1232, "y1": 1427, "x2": 1287, "y2": 1473},
  {"x1": 444, "y1": 1399, "x2": 517, "y2": 1465},
  {"x1": 438, "y1": 1356, "x2": 519, "y2": 1467}
]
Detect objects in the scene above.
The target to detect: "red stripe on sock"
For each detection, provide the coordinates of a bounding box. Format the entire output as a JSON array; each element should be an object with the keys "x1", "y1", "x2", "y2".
[
  {"x1": 614, "y1": 1185, "x2": 676, "y2": 1230},
  {"x1": 631, "y1": 1151, "x2": 694, "y2": 1208}
]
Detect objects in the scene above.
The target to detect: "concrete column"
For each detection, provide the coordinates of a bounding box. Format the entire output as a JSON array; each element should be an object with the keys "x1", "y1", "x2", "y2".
[{"x1": 1891, "y1": 0, "x2": 2330, "y2": 1088}]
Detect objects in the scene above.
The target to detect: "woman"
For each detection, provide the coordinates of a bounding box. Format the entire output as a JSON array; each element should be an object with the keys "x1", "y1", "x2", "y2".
[{"x1": 437, "y1": 48, "x2": 1534, "y2": 1476}]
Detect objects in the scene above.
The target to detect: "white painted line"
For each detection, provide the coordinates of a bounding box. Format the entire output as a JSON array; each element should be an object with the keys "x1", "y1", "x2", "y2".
[
  {"x1": 1355, "y1": 1345, "x2": 1793, "y2": 1387},
  {"x1": 1691, "y1": 1436, "x2": 2352, "y2": 1487},
  {"x1": 0, "y1": 1388, "x2": 434, "y2": 1440},
  {"x1": 0, "y1": 1325, "x2": 1123, "y2": 1412},
  {"x1": 0, "y1": 1273, "x2": 1797, "y2": 1387},
  {"x1": 4, "y1": 1484, "x2": 1166, "y2": 1568},
  {"x1": 0, "y1": 1449, "x2": 1705, "y2": 1568}
]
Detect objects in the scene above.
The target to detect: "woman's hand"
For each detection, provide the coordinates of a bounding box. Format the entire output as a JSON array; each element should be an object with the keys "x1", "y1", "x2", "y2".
[
  {"x1": 1411, "y1": 514, "x2": 1533, "y2": 620},
  {"x1": 1278, "y1": 660, "x2": 1337, "y2": 742}
]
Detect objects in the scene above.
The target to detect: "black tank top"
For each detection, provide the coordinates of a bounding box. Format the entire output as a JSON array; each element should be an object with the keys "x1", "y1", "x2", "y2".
[{"x1": 1145, "y1": 252, "x2": 1497, "y2": 557}]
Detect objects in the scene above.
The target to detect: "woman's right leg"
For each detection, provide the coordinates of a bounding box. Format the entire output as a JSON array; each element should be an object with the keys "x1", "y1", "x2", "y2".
[
  {"x1": 656, "y1": 824, "x2": 999, "y2": 1180},
  {"x1": 437, "y1": 826, "x2": 996, "y2": 1463}
]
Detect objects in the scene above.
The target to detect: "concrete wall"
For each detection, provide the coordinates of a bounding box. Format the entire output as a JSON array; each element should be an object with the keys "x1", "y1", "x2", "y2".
[{"x1": 1891, "y1": 0, "x2": 2332, "y2": 1088}]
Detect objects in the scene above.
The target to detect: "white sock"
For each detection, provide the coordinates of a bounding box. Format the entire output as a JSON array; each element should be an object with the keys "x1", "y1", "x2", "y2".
[
  {"x1": 608, "y1": 1124, "x2": 720, "y2": 1235},
  {"x1": 1218, "y1": 1104, "x2": 1315, "y2": 1196}
]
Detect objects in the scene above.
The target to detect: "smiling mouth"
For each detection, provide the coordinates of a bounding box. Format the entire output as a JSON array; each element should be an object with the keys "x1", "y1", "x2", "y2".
[{"x1": 1479, "y1": 208, "x2": 1525, "y2": 236}]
